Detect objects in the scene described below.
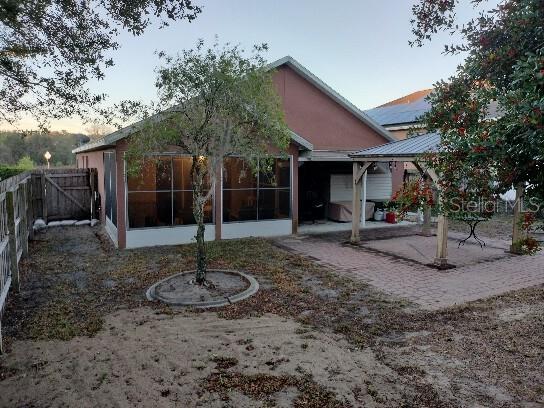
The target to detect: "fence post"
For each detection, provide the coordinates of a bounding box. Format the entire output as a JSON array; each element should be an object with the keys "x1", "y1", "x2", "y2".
[
  {"x1": 20, "y1": 182, "x2": 29, "y2": 257},
  {"x1": 41, "y1": 170, "x2": 48, "y2": 224},
  {"x1": 26, "y1": 179, "x2": 34, "y2": 241},
  {"x1": 89, "y1": 169, "x2": 96, "y2": 220},
  {"x1": 6, "y1": 190, "x2": 20, "y2": 292}
]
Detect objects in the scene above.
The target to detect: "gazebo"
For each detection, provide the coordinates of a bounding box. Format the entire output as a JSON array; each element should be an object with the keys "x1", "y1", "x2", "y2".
[{"x1": 349, "y1": 133, "x2": 525, "y2": 267}]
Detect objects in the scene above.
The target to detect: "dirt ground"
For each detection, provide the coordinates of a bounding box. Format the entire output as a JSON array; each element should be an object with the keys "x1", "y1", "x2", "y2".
[{"x1": 0, "y1": 226, "x2": 542, "y2": 407}]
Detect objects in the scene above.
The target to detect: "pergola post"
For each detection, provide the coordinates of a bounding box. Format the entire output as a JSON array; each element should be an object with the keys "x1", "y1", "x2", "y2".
[
  {"x1": 419, "y1": 167, "x2": 449, "y2": 267},
  {"x1": 351, "y1": 161, "x2": 372, "y2": 243},
  {"x1": 510, "y1": 183, "x2": 525, "y2": 253},
  {"x1": 434, "y1": 214, "x2": 449, "y2": 267},
  {"x1": 351, "y1": 162, "x2": 362, "y2": 243}
]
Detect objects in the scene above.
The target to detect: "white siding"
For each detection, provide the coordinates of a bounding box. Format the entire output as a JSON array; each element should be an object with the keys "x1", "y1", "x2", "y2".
[
  {"x1": 366, "y1": 173, "x2": 392, "y2": 201},
  {"x1": 221, "y1": 219, "x2": 292, "y2": 239},
  {"x1": 126, "y1": 225, "x2": 216, "y2": 249},
  {"x1": 330, "y1": 172, "x2": 392, "y2": 202}
]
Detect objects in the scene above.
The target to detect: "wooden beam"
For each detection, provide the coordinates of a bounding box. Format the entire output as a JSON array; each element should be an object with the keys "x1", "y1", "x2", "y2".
[
  {"x1": 354, "y1": 161, "x2": 373, "y2": 184},
  {"x1": 353, "y1": 156, "x2": 418, "y2": 163},
  {"x1": 434, "y1": 214, "x2": 449, "y2": 267},
  {"x1": 351, "y1": 162, "x2": 363, "y2": 243}
]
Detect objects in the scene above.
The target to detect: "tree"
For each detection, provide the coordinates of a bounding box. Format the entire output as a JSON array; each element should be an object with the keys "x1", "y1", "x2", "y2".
[
  {"x1": 0, "y1": 0, "x2": 201, "y2": 128},
  {"x1": 16, "y1": 155, "x2": 35, "y2": 170},
  {"x1": 85, "y1": 122, "x2": 114, "y2": 141},
  {"x1": 411, "y1": 0, "x2": 544, "y2": 218},
  {"x1": 126, "y1": 40, "x2": 290, "y2": 284}
]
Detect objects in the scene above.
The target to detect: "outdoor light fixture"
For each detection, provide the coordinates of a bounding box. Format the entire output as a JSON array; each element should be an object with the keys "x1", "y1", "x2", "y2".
[{"x1": 44, "y1": 151, "x2": 51, "y2": 169}]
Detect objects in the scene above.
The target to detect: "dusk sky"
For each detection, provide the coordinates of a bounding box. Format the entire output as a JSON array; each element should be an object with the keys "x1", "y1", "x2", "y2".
[{"x1": 17, "y1": 0, "x2": 492, "y2": 133}]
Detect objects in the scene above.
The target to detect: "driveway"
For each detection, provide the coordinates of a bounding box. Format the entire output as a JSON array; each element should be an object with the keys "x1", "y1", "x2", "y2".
[{"x1": 278, "y1": 232, "x2": 544, "y2": 310}]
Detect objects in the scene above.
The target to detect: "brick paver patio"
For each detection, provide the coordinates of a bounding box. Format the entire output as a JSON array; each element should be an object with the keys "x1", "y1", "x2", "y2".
[{"x1": 278, "y1": 232, "x2": 544, "y2": 310}]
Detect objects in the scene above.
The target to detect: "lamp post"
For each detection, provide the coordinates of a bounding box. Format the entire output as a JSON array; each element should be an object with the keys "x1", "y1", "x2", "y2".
[{"x1": 44, "y1": 151, "x2": 51, "y2": 169}]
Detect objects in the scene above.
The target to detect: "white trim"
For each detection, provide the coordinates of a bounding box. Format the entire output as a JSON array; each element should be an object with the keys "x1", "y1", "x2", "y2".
[
  {"x1": 126, "y1": 225, "x2": 216, "y2": 248},
  {"x1": 221, "y1": 219, "x2": 292, "y2": 239},
  {"x1": 289, "y1": 130, "x2": 313, "y2": 150}
]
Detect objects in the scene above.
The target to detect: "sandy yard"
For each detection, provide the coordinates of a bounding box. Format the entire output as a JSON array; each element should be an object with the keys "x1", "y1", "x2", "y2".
[{"x1": 0, "y1": 226, "x2": 542, "y2": 407}]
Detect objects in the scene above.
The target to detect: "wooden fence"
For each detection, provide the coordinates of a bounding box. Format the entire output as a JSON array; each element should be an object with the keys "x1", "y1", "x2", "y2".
[
  {"x1": 31, "y1": 168, "x2": 98, "y2": 222},
  {"x1": 0, "y1": 168, "x2": 97, "y2": 353}
]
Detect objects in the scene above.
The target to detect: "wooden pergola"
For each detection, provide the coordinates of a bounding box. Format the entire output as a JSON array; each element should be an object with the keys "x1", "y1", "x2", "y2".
[
  {"x1": 349, "y1": 133, "x2": 452, "y2": 267},
  {"x1": 349, "y1": 133, "x2": 525, "y2": 267}
]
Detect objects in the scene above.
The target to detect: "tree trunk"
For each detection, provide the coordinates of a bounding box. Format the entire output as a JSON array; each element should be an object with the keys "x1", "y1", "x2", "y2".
[{"x1": 191, "y1": 156, "x2": 207, "y2": 284}]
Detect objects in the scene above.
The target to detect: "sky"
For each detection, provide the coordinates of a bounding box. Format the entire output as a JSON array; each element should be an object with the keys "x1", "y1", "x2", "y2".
[{"x1": 13, "y1": 0, "x2": 489, "y2": 133}]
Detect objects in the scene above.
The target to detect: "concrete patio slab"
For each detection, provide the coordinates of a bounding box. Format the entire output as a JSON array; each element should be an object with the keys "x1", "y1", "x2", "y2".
[{"x1": 277, "y1": 232, "x2": 544, "y2": 310}]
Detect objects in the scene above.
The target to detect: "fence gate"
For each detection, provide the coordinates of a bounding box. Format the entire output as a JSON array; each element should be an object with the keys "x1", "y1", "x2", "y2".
[{"x1": 32, "y1": 169, "x2": 98, "y2": 222}]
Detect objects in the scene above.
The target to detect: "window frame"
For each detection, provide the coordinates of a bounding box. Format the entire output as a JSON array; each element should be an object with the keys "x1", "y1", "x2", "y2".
[
  {"x1": 125, "y1": 153, "x2": 215, "y2": 231},
  {"x1": 222, "y1": 156, "x2": 292, "y2": 224}
]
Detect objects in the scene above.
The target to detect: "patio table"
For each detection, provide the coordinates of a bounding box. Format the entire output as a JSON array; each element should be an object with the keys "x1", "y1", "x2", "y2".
[{"x1": 457, "y1": 216, "x2": 487, "y2": 248}]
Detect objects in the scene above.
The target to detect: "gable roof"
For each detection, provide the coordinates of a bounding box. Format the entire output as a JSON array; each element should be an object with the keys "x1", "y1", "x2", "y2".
[
  {"x1": 350, "y1": 132, "x2": 441, "y2": 159},
  {"x1": 74, "y1": 56, "x2": 394, "y2": 154},
  {"x1": 267, "y1": 56, "x2": 395, "y2": 143}
]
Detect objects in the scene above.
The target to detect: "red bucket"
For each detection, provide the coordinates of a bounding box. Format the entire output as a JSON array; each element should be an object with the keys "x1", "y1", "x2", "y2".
[{"x1": 385, "y1": 212, "x2": 397, "y2": 224}]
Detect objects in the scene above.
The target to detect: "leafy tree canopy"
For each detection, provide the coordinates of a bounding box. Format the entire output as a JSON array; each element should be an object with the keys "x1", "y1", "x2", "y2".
[
  {"x1": 0, "y1": 0, "x2": 201, "y2": 129},
  {"x1": 412, "y1": 0, "x2": 544, "y2": 216},
  {"x1": 125, "y1": 40, "x2": 290, "y2": 283}
]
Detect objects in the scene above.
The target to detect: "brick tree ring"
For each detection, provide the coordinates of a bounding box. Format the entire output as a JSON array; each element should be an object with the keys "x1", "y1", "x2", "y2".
[{"x1": 146, "y1": 269, "x2": 259, "y2": 308}]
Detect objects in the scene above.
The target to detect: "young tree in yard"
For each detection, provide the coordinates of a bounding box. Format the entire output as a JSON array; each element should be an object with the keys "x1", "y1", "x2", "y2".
[
  {"x1": 411, "y1": 0, "x2": 544, "y2": 219},
  {"x1": 126, "y1": 41, "x2": 290, "y2": 284},
  {"x1": 0, "y1": 0, "x2": 201, "y2": 128}
]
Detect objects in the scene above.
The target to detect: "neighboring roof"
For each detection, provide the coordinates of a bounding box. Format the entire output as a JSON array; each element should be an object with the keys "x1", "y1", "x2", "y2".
[
  {"x1": 74, "y1": 56, "x2": 395, "y2": 154},
  {"x1": 365, "y1": 89, "x2": 501, "y2": 127},
  {"x1": 365, "y1": 95, "x2": 431, "y2": 127},
  {"x1": 350, "y1": 132, "x2": 441, "y2": 159},
  {"x1": 376, "y1": 89, "x2": 433, "y2": 108},
  {"x1": 267, "y1": 56, "x2": 395, "y2": 143}
]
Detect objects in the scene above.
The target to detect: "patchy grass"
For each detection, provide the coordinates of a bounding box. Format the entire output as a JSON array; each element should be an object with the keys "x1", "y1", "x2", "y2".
[
  {"x1": 204, "y1": 370, "x2": 349, "y2": 407},
  {"x1": 2, "y1": 226, "x2": 543, "y2": 407}
]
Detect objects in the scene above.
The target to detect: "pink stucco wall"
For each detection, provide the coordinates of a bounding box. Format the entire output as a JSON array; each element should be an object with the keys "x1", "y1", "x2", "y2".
[
  {"x1": 77, "y1": 62, "x2": 392, "y2": 248},
  {"x1": 273, "y1": 65, "x2": 390, "y2": 150}
]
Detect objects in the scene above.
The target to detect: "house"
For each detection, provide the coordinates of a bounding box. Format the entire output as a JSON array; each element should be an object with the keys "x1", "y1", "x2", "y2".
[{"x1": 73, "y1": 56, "x2": 401, "y2": 249}]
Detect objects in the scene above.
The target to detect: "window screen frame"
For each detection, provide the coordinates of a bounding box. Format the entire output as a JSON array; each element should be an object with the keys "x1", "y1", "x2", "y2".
[
  {"x1": 125, "y1": 153, "x2": 215, "y2": 231},
  {"x1": 221, "y1": 156, "x2": 292, "y2": 224}
]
